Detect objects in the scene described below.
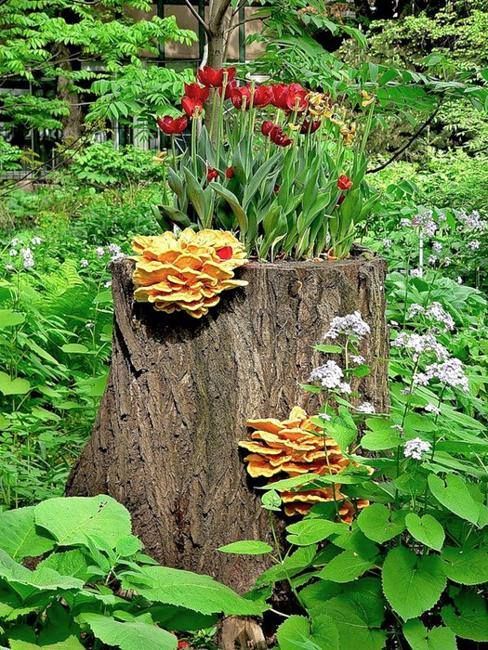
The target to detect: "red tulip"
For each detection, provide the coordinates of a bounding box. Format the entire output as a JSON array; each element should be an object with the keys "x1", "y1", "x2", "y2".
[
  {"x1": 225, "y1": 166, "x2": 235, "y2": 179},
  {"x1": 261, "y1": 120, "x2": 274, "y2": 136},
  {"x1": 230, "y1": 85, "x2": 252, "y2": 109},
  {"x1": 207, "y1": 167, "x2": 219, "y2": 182},
  {"x1": 182, "y1": 96, "x2": 203, "y2": 117},
  {"x1": 216, "y1": 246, "x2": 233, "y2": 260},
  {"x1": 286, "y1": 83, "x2": 308, "y2": 111},
  {"x1": 197, "y1": 66, "x2": 236, "y2": 88},
  {"x1": 156, "y1": 115, "x2": 188, "y2": 135},
  {"x1": 253, "y1": 85, "x2": 273, "y2": 108},
  {"x1": 271, "y1": 84, "x2": 290, "y2": 110},
  {"x1": 300, "y1": 119, "x2": 321, "y2": 134},
  {"x1": 337, "y1": 175, "x2": 353, "y2": 191},
  {"x1": 222, "y1": 79, "x2": 238, "y2": 99},
  {"x1": 269, "y1": 125, "x2": 292, "y2": 147},
  {"x1": 184, "y1": 83, "x2": 210, "y2": 103}
]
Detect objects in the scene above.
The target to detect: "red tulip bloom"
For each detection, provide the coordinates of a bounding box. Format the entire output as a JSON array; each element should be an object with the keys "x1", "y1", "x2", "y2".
[
  {"x1": 182, "y1": 96, "x2": 202, "y2": 117},
  {"x1": 222, "y1": 79, "x2": 238, "y2": 99},
  {"x1": 286, "y1": 83, "x2": 308, "y2": 111},
  {"x1": 337, "y1": 175, "x2": 353, "y2": 191},
  {"x1": 225, "y1": 166, "x2": 235, "y2": 179},
  {"x1": 184, "y1": 83, "x2": 210, "y2": 103},
  {"x1": 300, "y1": 119, "x2": 321, "y2": 134},
  {"x1": 269, "y1": 125, "x2": 292, "y2": 147},
  {"x1": 230, "y1": 85, "x2": 252, "y2": 109},
  {"x1": 197, "y1": 65, "x2": 236, "y2": 88},
  {"x1": 271, "y1": 84, "x2": 290, "y2": 110},
  {"x1": 261, "y1": 120, "x2": 275, "y2": 136},
  {"x1": 253, "y1": 85, "x2": 273, "y2": 108},
  {"x1": 207, "y1": 167, "x2": 219, "y2": 182},
  {"x1": 216, "y1": 246, "x2": 233, "y2": 260},
  {"x1": 156, "y1": 115, "x2": 188, "y2": 135}
]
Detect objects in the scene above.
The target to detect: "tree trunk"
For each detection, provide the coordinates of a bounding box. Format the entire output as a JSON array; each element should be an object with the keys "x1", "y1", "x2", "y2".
[
  {"x1": 56, "y1": 44, "x2": 82, "y2": 143},
  {"x1": 66, "y1": 254, "x2": 388, "y2": 593}
]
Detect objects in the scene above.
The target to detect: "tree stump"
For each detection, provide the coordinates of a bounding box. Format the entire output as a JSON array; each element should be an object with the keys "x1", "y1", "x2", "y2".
[{"x1": 66, "y1": 254, "x2": 388, "y2": 592}]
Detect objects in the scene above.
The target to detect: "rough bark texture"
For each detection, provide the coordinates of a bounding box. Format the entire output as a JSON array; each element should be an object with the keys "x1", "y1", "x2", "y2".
[{"x1": 67, "y1": 255, "x2": 388, "y2": 592}]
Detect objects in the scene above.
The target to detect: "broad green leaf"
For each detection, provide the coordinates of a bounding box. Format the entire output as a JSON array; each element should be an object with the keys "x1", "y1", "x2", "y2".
[
  {"x1": 80, "y1": 613, "x2": 176, "y2": 650},
  {"x1": 361, "y1": 430, "x2": 402, "y2": 451},
  {"x1": 0, "y1": 372, "x2": 30, "y2": 396},
  {"x1": 0, "y1": 549, "x2": 83, "y2": 599},
  {"x1": 276, "y1": 614, "x2": 340, "y2": 650},
  {"x1": 61, "y1": 344, "x2": 90, "y2": 354},
  {"x1": 405, "y1": 514, "x2": 444, "y2": 551},
  {"x1": 286, "y1": 519, "x2": 346, "y2": 546},
  {"x1": 357, "y1": 504, "x2": 405, "y2": 543},
  {"x1": 218, "y1": 540, "x2": 273, "y2": 555},
  {"x1": 149, "y1": 604, "x2": 217, "y2": 632},
  {"x1": 322, "y1": 594, "x2": 387, "y2": 649},
  {"x1": 115, "y1": 535, "x2": 142, "y2": 557},
  {"x1": 441, "y1": 546, "x2": 488, "y2": 585},
  {"x1": 428, "y1": 474, "x2": 480, "y2": 525},
  {"x1": 403, "y1": 619, "x2": 456, "y2": 650},
  {"x1": 37, "y1": 550, "x2": 91, "y2": 581},
  {"x1": 34, "y1": 496, "x2": 131, "y2": 549},
  {"x1": 0, "y1": 507, "x2": 55, "y2": 560},
  {"x1": 319, "y1": 549, "x2": 377, "y2": 583},
  {"x1": 382, "y1": 546, "x2": 446, "y2": 620},
  {"x1": 441, "y1": 589, "x2": 488, "y2": 641},
  {"x1": 121, "y1": 566, "x2": 265, "y2": 616},
  {"x1": 256, "y1": 545, "x2": 317, "y2": 587},
  {"x1": 0, "y1": 309, "x2": 25, "y2": 329}
]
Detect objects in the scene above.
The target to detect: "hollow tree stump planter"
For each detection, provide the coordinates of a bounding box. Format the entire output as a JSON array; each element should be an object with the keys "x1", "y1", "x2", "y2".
[{"x1": 66, "y1": 254, "x2": 388, "y2": 593}]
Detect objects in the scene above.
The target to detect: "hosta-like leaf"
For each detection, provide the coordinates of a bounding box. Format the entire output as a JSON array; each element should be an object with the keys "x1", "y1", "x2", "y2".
[
  {"x1": 441, "y1": 546, "x2": 488, "y2": 585},
  {"x1": 34, "y1": 496, "x2": 131, "y2": 550},
  {"x1": 403, "y1": 619, "x2": 456, "y2": 650},
  {"x1": 382, "y1": 546, "x2": 446, "y2": 620},
  {"x1": 0, "y1": 507, "x2": 55, "y2": 560},
  {"x1": 319, "y1": 549, "x2": 378, "y2": 583},
  {"x1": 276, "y1": 614, "x2": 340, "y2": 650},
  {"x1": 405, "y1": 513, "x2": 445, "y2": 551},
  {"x1": 441, "y1": 589, "x2": 488, "y2": 642},
  {"x1": 121, "y1": 566, "x2": 265, "y2": 616},
  {"x1": 357, "y1": 504, "x2": 406, "y2": 543},
  {"x1": 0, "y1": 372, "x2": 30, "y2": 396},
  {"x1": 80, "y1": 613, "x2": 177, "y2": 650},
  {"x1": 428, "y1": 474, "x2": 480, "y2": 525}
]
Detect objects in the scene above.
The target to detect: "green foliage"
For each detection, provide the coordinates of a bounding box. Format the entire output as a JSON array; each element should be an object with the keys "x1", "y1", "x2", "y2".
[
  {"x1": 0, "y1": 0, "x2": 196, "y2": 162},
  {"x1": 66, "y1": 142, "x2": 166, "y2": 188},
  {"x1": 0, "y1": 495, "x2": 261, "y2": 649},
  {"x1": 0, "y1": 182, "x2": 161, "y2": 508}
]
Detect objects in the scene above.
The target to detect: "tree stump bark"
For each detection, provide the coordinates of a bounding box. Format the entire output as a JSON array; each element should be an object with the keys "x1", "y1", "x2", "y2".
[{"x1": 66, "y1": 254, "x2": 388, "y2": 593}]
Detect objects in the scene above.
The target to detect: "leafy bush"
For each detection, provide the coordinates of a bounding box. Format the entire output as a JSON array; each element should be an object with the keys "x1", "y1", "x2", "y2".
[
  {"x1": 65, "y1": 143, "x2": 166, "y2": 189},
  {"x1": 0, "y1": 495, "x2": 263, "y2": 649},
  {"x1": 0, "y1": 183, "x2": 159, "y2": 508}
]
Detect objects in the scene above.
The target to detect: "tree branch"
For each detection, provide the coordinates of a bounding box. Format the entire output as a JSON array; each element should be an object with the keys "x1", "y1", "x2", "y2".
[
  {"x1": 183, "y1": 0, "x2": 211, "y2": 36},
  {"x1": 209, "y1": 0, "x2": 233, "y2": 33},
  {"x1": 224, "y1": 13, "x2": 258, "y2": 35},
  {"x1": 367, "y1": 101, "x2": 443, "y2": 174}
]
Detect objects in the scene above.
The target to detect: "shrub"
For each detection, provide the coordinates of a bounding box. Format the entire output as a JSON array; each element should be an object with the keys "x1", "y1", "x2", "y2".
[
  {"x1": 0, "y1": 495, "x2": 263, "y2": 649},
  {"x1": 65, "y1": 142, "x2": 166, "y2": 188}
]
